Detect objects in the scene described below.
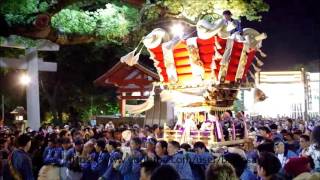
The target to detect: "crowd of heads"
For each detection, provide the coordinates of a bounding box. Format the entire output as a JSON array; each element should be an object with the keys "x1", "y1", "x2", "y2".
[{"x1": 0, "y1": 115, "x2": 320, "y2": 180}]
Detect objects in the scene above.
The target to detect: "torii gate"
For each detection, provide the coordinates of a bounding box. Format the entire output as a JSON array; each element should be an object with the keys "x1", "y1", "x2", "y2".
[{"x1": 0, "y1": 37, "x2": 59, "y2": 130}]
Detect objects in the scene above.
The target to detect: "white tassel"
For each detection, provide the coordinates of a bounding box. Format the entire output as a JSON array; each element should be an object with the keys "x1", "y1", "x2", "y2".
[
  {"x1": 257, "y1": 49, "x2": 267, "y2": 58},
  {"x1": 211, "y1": 57, "x2": 217, "y2": 69},
  {"x1": 255, "y1": 32, "x2": 268, "y2": 41},
  {"x1": 252, "y1": 63, "x2": 261, "y2": 72},
  {"x1": 248, "y1": 70, "x2": 255, "y2": 79},
  {"x1": 255, "y1": 56, "x2": 264, "y2": 66},
  {"x1": 213, "y1": 46, "x2": 223, "y2": 60},
  {"x1": 214, "y1": 36, "x2": 222, "y2": 49},
  {"x1": 120, "y1": 41, "x2": 144, "y2": 66},
  {"x1": 120, "y1": 50, "x2": 136, "y2": 66},
  {"x1": 246, "y1": 77, "x2": 249, "y2": 84}
]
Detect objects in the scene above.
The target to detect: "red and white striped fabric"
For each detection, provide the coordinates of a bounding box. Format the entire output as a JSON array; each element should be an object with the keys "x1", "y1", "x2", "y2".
[{"x1": 147, "y1": 35, "x2": 256, "y2": 84}]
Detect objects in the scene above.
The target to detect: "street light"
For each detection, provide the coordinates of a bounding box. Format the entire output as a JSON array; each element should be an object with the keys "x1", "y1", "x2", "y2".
[{"x1": 19, "y1": 74, "x2": 31, "y2": 86}]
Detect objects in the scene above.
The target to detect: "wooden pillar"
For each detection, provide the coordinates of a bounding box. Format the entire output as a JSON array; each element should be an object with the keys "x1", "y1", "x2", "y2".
[{"x1": 120, "y1": 92, "x2": 126, "y2": 117}]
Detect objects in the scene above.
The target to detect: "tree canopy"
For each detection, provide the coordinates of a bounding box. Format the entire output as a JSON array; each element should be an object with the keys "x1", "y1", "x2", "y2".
[
  {"x1": 0, "y1": 0, "x2": 269, "y2": 124},
  {"x1": 0, "y1": 0, "x2": 269, "y2": 46}
]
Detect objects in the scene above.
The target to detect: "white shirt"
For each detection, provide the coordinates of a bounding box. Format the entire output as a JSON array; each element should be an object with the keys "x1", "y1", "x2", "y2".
[
  {"x1": 277, "y1": 153, "x2": 286, "y2": 167},
  {"x1": 306, "y1": 144, "x2": 320, "y2": 172},
  {"x1": 185, "y1": 118, "x2": 197, "y2": 130}
]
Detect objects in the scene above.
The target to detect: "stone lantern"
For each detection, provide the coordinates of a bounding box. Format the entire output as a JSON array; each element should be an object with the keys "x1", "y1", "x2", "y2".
[{"x1": 11, "y1": 106, "x2": 27, "y2": 132}]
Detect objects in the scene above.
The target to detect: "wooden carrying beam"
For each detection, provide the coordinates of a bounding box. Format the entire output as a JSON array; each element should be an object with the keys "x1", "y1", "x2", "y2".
[{"x1": 160, "y1": 128, "x2": 253, "y2": 151}]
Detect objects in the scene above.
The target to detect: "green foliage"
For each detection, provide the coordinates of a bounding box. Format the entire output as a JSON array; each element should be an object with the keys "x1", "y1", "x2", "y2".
[
  {"x1": 38, "y1": 1, "x2": 50, "y2": 12},
  {"x1": 0, "y1": 37, "x2": 4, "y2": 44},
  {"x1": 91, "y1": 4, "x2": 130, "y2": 39},
  {"x1": 3, "y1": 14, "x2": 34, "y2": 26},
  {"x1": 233, "y1": 90, "x2": 245, "y2": 112},
  {"x1": 143, "y1": 0, "x2": 269, "y2": 23},
  {"x1": 51, "y1": 9, "x2": 96, "y2": 35},
  {"x1": 233, "y1": 99, "x2": 244, "y2": 112},
  {"x1": 80, "y1": 102, "x2": 119, "y2": 121},
  {"x1": 0, "y1": 44, "x2": 25, "y2": 58},
  {"x1": 0, "y1": 35, "x2": 40, "y2": 49},
  {"x1": 51, "y1": 3, "x2": 139, "y2": 42},
  {"x1": 0, "y1": 67, "x2": 9, "y2": 74},
  {"x1": 0, "y1": 0, "x2": 52, "y2": 25},
  {"x1": 1, "y1": 0, "x2": 268, "y2": 45},
  {"x1": 35, "y1": 43, "x2": 121, "y2": 123},
  {"x1": 42, "y1": 112, "x2": 55, "y2": 124},
  {"x1": 0, "y1": 0, "x2": 38, "y2": 14},
  {"x1": 9, "y1": 35, "x2": 38, "y2": 47}
]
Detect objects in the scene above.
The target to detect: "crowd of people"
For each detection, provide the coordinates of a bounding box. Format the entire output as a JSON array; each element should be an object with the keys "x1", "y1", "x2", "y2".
[{"x1": 0, "y1": 113, "x2": 320, "y2": 180}]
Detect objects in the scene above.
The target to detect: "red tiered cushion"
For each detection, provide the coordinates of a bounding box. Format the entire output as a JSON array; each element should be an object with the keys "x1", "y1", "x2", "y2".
[
  {"x1": 149, "y1": 45, "x2": 169, "y2": 82},
  {"x1": 226, "y1": 41, "x2": 244, "y2": 81},
  {"x1": 214, "y1": 36, "x2": 227, "y2": 78},
  {"x1": 148, "y1": 35, "x2": 257, "y2": 84},
  {"x1": 197, "y1": 37, "x2": 215, "y2": 71},
  {"x1": 241, "y1": 49, "x2": 256, "y2": 80}
]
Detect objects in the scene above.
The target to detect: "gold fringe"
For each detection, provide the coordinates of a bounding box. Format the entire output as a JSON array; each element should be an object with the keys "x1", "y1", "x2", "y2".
[{"x1": 210, "y1": 106, "x2": 233, "y2": 112}]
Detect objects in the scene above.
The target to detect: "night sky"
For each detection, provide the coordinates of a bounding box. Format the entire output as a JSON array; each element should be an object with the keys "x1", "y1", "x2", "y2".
[{"x1": 242, "y1": 0, "x2": 320, "y2": 71}]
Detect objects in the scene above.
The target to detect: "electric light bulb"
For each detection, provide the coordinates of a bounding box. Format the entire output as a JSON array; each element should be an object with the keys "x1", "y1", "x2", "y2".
[
  {"x1": 19, "y1": 74, "x2": 31, "y2": 86},
  {"x1": 170, "y1": 24, "x2": 184, "y2": 38}
]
